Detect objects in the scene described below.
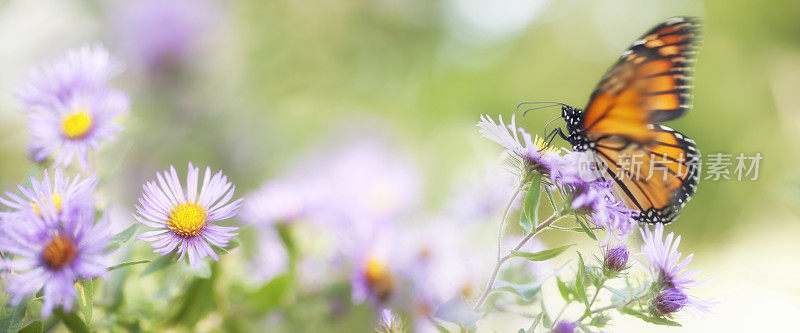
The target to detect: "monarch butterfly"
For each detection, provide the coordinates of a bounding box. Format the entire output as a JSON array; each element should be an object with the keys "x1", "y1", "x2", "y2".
[{"x1": 539, "y1": 17, "x2": 701, "y2": 224}]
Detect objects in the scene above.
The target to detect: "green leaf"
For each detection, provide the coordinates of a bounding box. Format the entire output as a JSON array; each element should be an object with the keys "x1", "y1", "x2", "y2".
[
  {"x1": 141, "y1": 254, "x2": 176, "y2": 276},
  {"x1": 556, "y1": 277, "x2": 572, "y2": 302},
  {"x1": 168, "y1": 264, "x2": 219, "y2": 326},
  {"x1": 574, "y1": 214, "x2": 597, "y2": 241},
  {"x1": 249, "y1": 274, "x2": 292, "y2": 313},
  {"x1": 575, "y1": 253, "x2": 588, "y2": 306},
  {"x1": 105, "y1": 224, "x2": 139, "y2": 252},
  {"x1": 510, "y1": 244, "x2": 574, "y2": 262},
  {"x1": 18, "y1": 321, "x2": 43, "y2": 333},
  {"x1": 619, "y1": 307, "x2": 682, "y2": 327},
  {"x1": 75, "y1": 280, "x2": 93, "y2": 324},
  {"x1": 492, "y1": 279, "x2": 545, "y2": 301},
  {"x1": 646, "y1": 317, "x2": 683, "y2": 327},
  {"x1": 107, "y1": 260, "x2": 151, "y2": 271},
  {"x1": 0, "y1": 299, "x2": 27, "y2": 332},
  {"x1": 520, "y1": 174, "x2": 542, "y2": 234},
  {"x1": 54, "y1": 309, "x2": 89, "y2": 333},
  {"x1": 527, "y1": 313, "x2": 544, "y2": 333},
  {"x1": 433, "y1": 296, "x2": 483, "y2": 329}
]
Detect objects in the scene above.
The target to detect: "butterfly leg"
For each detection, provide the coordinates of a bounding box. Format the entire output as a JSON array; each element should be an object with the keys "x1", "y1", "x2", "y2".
[{"x1": 542, "y1": 127, "x2": 568, "y2": 150}]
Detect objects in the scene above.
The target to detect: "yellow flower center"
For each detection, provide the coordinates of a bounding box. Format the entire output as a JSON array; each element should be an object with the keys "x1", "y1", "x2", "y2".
[
  {"x1": 532, "y1": 135, "x2": 559, "y2": 153},
  {"x1": 364, "y1": 257, "x2": 394, "y2": 302},
  {"x1": 31, "y1": 194, "x2": 63, "y2": 216},
  {"x1": 168, "y1": 202, "x2": 208, "y2": 238},
  {"x1": 60, "y1": 111, "x2": 93, "y2": 139},
  {"x1": 42, "y1": 235, "x2": 77, "y2": 269}
]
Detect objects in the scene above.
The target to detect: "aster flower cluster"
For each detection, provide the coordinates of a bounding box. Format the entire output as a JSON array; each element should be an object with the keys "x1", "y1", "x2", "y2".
[
  {"x1": 0, "y1": 44, "x2": 246, "y2": 327},
  {"x1": 464, "y1": 114, "x2": 713, "y2": 332},
  {"x1": 0, "y1": 170, "x2": 109, "y2": 317}
]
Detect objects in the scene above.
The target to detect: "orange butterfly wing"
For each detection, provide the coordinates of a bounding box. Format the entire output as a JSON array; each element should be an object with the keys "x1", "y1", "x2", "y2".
[
  {"x1": 582, "y1": 17, "x2": 699, "y2": 143},
  {"x1": 582, "y1": 17, "x2": 701, "y2": 224},
  {"x1": 592, "y1": 125, "x2": 700, "y2": 223}
]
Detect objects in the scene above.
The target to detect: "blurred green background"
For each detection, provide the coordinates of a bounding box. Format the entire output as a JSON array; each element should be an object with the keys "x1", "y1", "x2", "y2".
[{"x1": 0, "y1": 0, "x2": 799, "y2": 331}]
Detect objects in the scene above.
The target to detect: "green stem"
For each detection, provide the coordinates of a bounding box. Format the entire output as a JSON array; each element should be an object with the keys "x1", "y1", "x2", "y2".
[
  {"x1": 497, "y1": 186, "x2": 524, "y2": 260},
  {"x1": 473, "y1": 211, "x2": 561, "y2": 311},
  {"x1": 578, "y1": 279, "x2": 606, "y2": 321}
]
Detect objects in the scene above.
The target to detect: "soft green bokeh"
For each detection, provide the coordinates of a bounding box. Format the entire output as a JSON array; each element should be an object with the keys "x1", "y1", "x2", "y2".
[{"x1": 0, "y1": 0, "x2": 799, "y2": 331}]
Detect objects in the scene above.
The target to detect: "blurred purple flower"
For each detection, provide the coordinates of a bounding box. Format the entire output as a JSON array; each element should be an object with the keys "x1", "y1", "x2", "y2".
[
  {"x1": 640, "y1": 224, "x2": 713, "y2": 317},
  {"x1": 0, "y1": 168, "x2": 97, "y2": 223},
  {"x1": 552, "y1": 320, "x2": 578, "y2": 333},
  {"x1": 312, "y1": 141, "x2": 420, "y2": 240},
  {"x1": 349, "y1": 224, "x2": 401, "y2": 305},
  {"x1": 446, "y1": 167, "x2": 521, "y2": 223},
  {"x1": 113, "y1": 0, "x2": 217, "y2": 69},
  {"x1": 134, "y1": 163, "x2": 242, "y2": 268},
  {"x1": 241, "y1": 180, "x2": 309, "y2": 227},
  {"x1": 248, "y1": 229, "x2": 289, "y2": 284},
  {"x1": 16, "y1": 45, "x2": 129, "y2": 170},
  {"x1": 0, "y1": 177, "x2": 109, "y2": 317},
  {"x1": 477, "y1": 114, "x2": 563, "y2": 180}
]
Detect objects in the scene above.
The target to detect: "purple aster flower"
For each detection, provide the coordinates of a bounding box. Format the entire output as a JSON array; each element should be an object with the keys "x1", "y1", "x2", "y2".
[
  {"x1": 602, "y1": 245, "x2": 629, "y2": 277},
  {"x1": 113, "y1": 0, "x2": 217, "y2": 70},
  {"x1": 16, "y1": 45, "x2": 129, "y2": 170},
  {"x1": 640, "y1": 224, "x2": 713, "y2": 316},
  {"x1": 0, "y1": 186, "x2": 110, "y2": 317},
  {"x1": 552, "y1": 320, "x2": 578, "y2": 333},
  {"x1": 477, "y1": 114, "x2": 563, "y2": 181},
  {"x1": 550, "y1": 154, "x2": 637, "y2": 244},
  {"x1": 0, "y1": 169, "x2": 97, "y2": 223},
  {"x1": 134, "y1": 163, "x2": 242, "y2": 268}
]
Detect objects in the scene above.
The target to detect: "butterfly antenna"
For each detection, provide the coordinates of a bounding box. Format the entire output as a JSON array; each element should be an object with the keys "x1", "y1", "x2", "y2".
[{"x1": 517, "y1": 101, "x2": 569, "y2": 116}]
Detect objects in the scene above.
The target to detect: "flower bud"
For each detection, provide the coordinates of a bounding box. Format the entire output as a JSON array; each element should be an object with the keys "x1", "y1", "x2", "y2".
[
  {"x1": 651, "y1": 288, "x2": 688, "y2": 316},
  {"x1": 602, "y1": 245, "x2": 629, "y2": 277}
]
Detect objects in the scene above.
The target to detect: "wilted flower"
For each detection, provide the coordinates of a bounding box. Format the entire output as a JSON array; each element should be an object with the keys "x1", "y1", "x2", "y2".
[
  {"x1": 640, "y1": 224, "x2": 713, "y2": 316},
  {"x1": 16, "y1": 45, "x2": 129, "y2": 169},
  {"x1": 602, "y1": 245, "x2": 629, "y2": 277},
  {"x1": 477, "y1": 114, "x2": 563, "y2": 182},
  {"x1": 376, "y1": 308, "x2": 405, "y2": 333},
  {"x1": 0, "y1": 180, "x2": 109, "y2": 317},
  {"x1": 134, "y1": 163, "x2": 242, "y2": 268}
]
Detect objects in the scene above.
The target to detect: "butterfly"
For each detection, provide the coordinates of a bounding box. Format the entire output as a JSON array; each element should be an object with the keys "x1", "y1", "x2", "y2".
[{"x1": 540, "y1": 17, "x2": 701, "y2": 224}]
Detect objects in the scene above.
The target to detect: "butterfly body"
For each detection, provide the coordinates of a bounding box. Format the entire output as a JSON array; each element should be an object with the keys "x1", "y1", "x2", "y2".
[{"x1": 556, "y1": 16, "x2": 702, "y2": 224}]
